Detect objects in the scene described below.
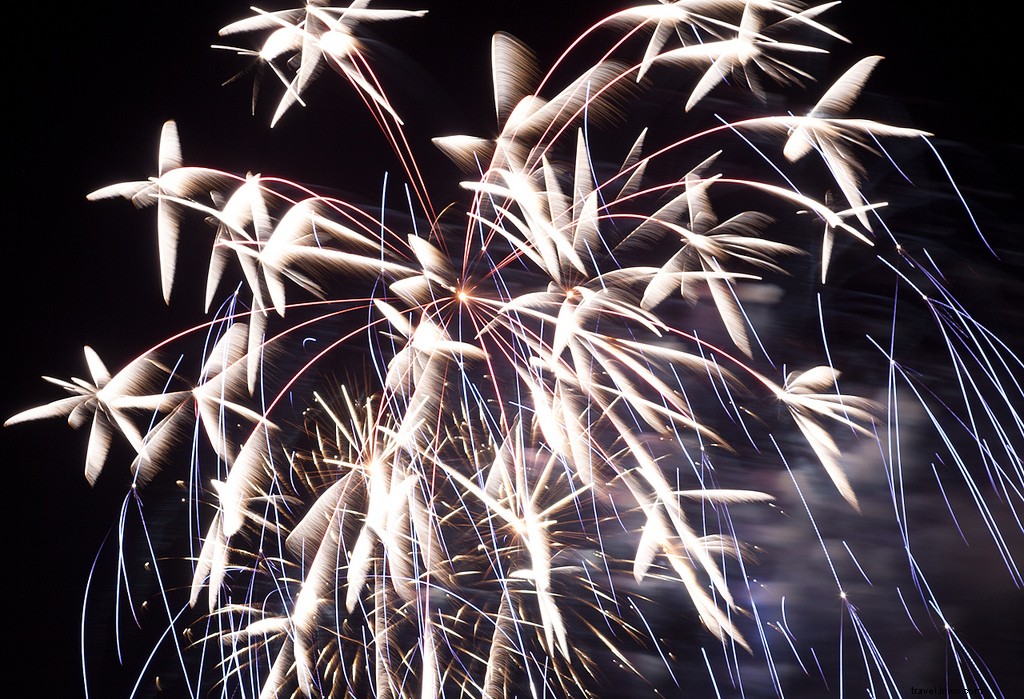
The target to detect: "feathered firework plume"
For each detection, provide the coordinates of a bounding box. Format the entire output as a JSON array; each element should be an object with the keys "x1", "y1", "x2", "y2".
[{"x1": 9, "y1": 1, "x2": 1022, "y2": 697}]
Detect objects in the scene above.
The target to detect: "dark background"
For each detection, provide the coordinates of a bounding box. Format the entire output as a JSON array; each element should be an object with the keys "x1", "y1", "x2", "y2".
[{"x1": 5, "y1": 1, "x2": 1021, "y2": 696}]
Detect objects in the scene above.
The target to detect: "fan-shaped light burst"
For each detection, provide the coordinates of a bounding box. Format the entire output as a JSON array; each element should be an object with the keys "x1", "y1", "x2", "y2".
[{"x1": 9, "y1": 2, "x2": 1022, "y2": 698}]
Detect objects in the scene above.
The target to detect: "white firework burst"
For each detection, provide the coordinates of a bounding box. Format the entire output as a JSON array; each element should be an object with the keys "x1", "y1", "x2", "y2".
[{"x1": 8, "y1": 2, "x2": 1023, "y2": 698}]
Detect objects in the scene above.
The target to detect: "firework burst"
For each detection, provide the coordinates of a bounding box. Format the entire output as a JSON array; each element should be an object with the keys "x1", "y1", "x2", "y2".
[{"x1": 9, "y1": 2, "x2": 1023, "y2": 697}]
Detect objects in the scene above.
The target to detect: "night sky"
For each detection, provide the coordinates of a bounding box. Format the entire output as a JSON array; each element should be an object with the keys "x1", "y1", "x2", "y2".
[{"x1": 6, "y1": 2, "x2": 1022, "y2": 696}]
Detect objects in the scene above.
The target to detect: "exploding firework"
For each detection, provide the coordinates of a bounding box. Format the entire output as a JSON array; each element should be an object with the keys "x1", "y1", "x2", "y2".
[{"x1": 7, "y1": 2, "x2": 1023, "y2": 697}]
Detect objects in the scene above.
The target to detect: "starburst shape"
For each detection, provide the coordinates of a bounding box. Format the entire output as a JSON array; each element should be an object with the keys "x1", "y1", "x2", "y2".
[{"x1": 6, "y1": 347, "x2": 180, "y2": 484}]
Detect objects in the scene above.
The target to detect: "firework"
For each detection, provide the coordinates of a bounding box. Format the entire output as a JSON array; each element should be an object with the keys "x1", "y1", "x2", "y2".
[{"x1": 9, "y1": 2, "x2": 1022, "y2": 697}]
